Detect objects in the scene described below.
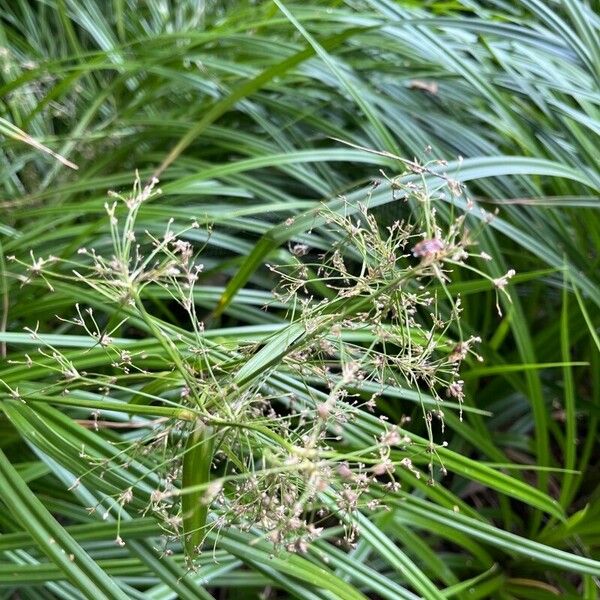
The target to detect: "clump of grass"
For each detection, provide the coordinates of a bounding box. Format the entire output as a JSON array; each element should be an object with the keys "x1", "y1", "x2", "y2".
[
  {"x1": 4, "y1": 171, "x2": 513, "y2": 563},
  {"x1": 1, "y1": 1, "x2": 599, "y2": 596}
]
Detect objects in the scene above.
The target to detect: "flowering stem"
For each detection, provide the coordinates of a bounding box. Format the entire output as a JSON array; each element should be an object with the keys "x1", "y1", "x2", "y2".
[{"x1": 131, "y1": 289, "x2": 202, "y2": 406}]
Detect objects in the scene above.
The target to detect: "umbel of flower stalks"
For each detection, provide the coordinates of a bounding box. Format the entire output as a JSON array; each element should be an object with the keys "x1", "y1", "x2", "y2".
[{"x1": 5, "y1": 171, "x2": 515, "y2": 564}]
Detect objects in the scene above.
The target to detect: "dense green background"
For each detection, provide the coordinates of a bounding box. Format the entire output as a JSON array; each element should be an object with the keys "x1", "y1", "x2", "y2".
[{"x1": 1, "y1": 1, "x2": 599, "y2": 598}]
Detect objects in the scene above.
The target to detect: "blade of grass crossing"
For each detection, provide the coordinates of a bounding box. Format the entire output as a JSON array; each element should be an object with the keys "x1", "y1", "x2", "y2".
[
  {"x1": 559, "y1": 272, "x2": 577, "y2": 507},
  {"x1": 0, "y1": 448, "x2": 128, "y2": 599}
]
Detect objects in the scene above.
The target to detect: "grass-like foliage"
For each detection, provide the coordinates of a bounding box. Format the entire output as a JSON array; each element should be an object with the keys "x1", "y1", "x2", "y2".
[{"x1": 0, "y1": 1, "x2": 599, "y2": 599}]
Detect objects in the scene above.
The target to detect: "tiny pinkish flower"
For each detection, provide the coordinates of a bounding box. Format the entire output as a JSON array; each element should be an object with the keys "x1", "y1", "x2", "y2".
[
  {"x1": 337, "y1": 463, "x2": 354, "y2": 480},
  {"x1": 119, "y1": 487, "x2": 133, "y2": 505},
  {"x1": 380, "y1": 427, "x2": 401, "y2": 446},
  {"x1": 446, "y1": 380, "x2": 464, "y2": 400},
  {"x1": 493, "y1": 269, "x2": 516, "y2": 289},
  {"x1": 372, "y1": 458, "x2": 395, "y2": 476},
  {"x1": 412, "y1": 238, "x2": 444, "y2": 258},
  {"x1": 316, "y1": 402, "x2": 330, "y2": 420}
]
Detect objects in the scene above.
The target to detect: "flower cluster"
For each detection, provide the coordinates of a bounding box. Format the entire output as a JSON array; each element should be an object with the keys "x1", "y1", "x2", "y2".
[{"x1": 3, "y1": 171, "x2": 516, "y2": 562}]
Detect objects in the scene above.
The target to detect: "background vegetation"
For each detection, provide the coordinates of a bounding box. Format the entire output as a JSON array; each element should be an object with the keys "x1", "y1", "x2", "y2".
[{"x1": 0, "y1": 0, "x2": 599, "y2": 598}]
